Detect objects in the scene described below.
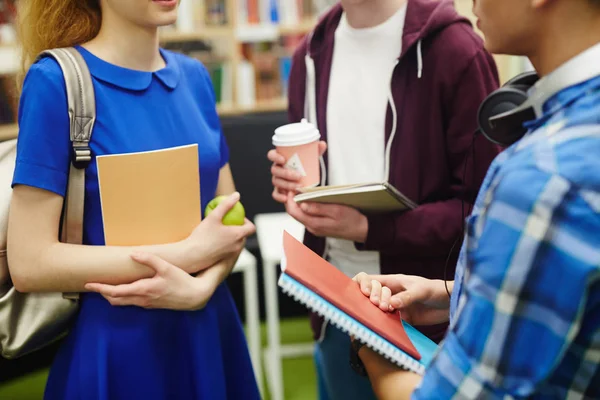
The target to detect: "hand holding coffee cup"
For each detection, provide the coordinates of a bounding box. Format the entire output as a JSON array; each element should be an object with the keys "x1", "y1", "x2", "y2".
[{"x1": 268, "y1": 119, "x2": 327, "y2": 203}]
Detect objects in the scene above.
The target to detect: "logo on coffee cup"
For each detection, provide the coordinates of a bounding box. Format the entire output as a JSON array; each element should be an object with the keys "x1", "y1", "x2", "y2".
[{"x1": 284, "y1": 153, "x2": 307, "y2": 177}]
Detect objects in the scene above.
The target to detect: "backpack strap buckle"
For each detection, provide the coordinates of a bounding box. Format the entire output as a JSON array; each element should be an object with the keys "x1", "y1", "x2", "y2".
[{"x1": 72, "y1": 144, "x2": 92, "y2": 169}]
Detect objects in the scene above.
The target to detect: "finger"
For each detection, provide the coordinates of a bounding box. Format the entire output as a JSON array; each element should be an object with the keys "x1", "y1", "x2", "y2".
[
  {"x1": 353, "y1": 272, "x2": 372, "y2": 296},
  {"x1": 271, "y1": 164, "x2": 302, "y2": 183},
  {"x1": 130, "y1": 252, "x2": 172, "y2": 275},
  {"x1": 299, "y1": 202, "x2": 330, "y2": 217},
  {"x1": 267, "y1": 149, "x2": 286, "y2": 165},
  {"x1": 365, "y1": 274, "x2": 408, "y2": 293},
  {"x1": 86, "y1": 279, "x2": 152, "y2": 298},
  {"x1": 380, "y1": 286, "x2": 392, "y2": 312},
  {"x1": 238, "y1": 219, "x2": 256, "y2": 237},
  {"x1": 272, "y1": 176, "x2": 302, "y2": 192},
  {"x1": 103, "y1": 295, "x2": 151, "y2": 308},
  {"x1": 286, "y1": 197, "x2": 326, "y2": 234},
  {"x1": 207, "y1": 192, "x2": 241, "y2": 220},
  {"x1": 318, "y1": 141, "x2": 327, "y2": 157},
  {"x1": 370, "y1": 280, "x2": 383, "y2": 306},
  {"x1": 285, "y1": 196, "x2": 308, "y2": 223},
  {"x1": 352, "y1": 272, "x2": 366, "y2": 282},
  {"x1": 390, "y1": 291, "x2": 414, "y2": 310},
  {"x1": 300, "y1": 202, "x2": 349, "y2": 218},
  {"x1": 272, "y1": 188, "x2": 288, "y2": 203}
]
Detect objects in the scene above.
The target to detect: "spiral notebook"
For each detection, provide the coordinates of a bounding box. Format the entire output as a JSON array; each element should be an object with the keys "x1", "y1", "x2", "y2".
[{"x1": 278, "y1": 231, "x2": 438, "y2": 375}]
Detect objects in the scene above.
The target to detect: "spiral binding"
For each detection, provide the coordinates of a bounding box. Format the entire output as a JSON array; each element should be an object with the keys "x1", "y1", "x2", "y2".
[{"x1": 278, "y1": 273, "x2": 426, "y2": 375}]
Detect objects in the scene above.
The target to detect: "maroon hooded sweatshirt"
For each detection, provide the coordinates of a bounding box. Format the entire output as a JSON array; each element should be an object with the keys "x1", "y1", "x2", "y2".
[{"x1": 287, "y1": 0, "x2": 501, "y2": 342}]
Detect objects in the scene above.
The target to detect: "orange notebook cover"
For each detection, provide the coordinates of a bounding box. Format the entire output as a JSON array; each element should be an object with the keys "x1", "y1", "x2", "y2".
[
  {"x1": 96, "y1": 144, "x2": 201, "y2": 246},
  {"x1": 280, "y1": 231, "x2": 421, "y2": 361}
]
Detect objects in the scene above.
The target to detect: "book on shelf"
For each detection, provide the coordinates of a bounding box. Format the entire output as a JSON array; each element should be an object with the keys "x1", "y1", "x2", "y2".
[
  {"x1": 238, "y1": 0, "x2": 316, "y2": 26},
  {"x1": 96, "y1": 144, "x2": 201, "y2": 246},
  {"x1": 294, "y1": 182, "x2": 418, "y2": 213},
  {"x1": 204, "y1": 0, "x2": 228, "y2": 26},
  {"x1": 278, "y1": 231, "x2": 438, "y2": 374},
  {"x1": 161, "y1": 39, "x2": 234, "y2": 108}
]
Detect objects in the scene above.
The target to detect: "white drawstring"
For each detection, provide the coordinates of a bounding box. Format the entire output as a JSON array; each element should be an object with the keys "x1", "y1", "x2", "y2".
[
  {"x1": 305, "y1": 52, "x2": 327, "y2": 186},
  {"x1": 304, "y1": 37, "x2": 418, "y2": 185},
  {"x1": 384, "y1": 60, "x2": 399, "y2": 182},
  {"x1": 417, "y1": 39, "x2": 423, "y2": 79},
  {"x1": 304, "y1": 54, "x2": 318, "y2": 125}
]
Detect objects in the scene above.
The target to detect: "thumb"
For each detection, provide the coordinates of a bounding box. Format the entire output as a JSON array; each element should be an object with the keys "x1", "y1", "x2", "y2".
[
  {"x1": 208, "y1": 192, "x2": 241, "y2": 221},
  {"x1": 131, "y1": 252, "x2": 171, "y2": 275},
  {"x1": 389, "y1": 290, "x2": 418, "y2": 310}
]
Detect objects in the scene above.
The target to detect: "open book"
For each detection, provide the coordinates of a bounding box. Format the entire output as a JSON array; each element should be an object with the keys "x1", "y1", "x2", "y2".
[
  {"x1": 293, "y1": 182, "x2": 417, "y2": 213},
  {"x1": 96, "y1": 144, "x2": 201, "y2": 246},
  {"x1": 278, "y1": 231, "x2": 438, "y2": 374}
]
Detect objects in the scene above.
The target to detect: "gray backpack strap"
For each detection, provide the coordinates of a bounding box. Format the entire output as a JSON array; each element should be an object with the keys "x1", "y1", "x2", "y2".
[{"x1": 37, "y1": 48, "x2": 96, "y2": 249}]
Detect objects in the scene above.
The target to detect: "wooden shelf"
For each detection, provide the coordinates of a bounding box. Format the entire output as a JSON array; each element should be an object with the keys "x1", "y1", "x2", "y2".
[
  {"x1": 160, "y1": 20, "x2": 315, "y2": 44},
  {"x1": 279, "y1": 20, "x2": 316, "y2": 36},
  {"x1": 217, "y1": 98, "x2": 287, "y2": 116},
  {"x1": 0, "y1": 123, "x2": 18, "y2": 141}
]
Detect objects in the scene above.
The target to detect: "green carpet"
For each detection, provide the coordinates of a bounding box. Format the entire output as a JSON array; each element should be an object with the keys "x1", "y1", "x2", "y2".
[{"x1": 0, "y1": 317, "x2": 317, "y2": 400}]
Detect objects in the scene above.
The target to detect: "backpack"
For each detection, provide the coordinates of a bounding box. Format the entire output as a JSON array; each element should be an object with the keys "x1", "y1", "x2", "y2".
[{"x1": 0, "y1": 47, "x2": 96, "y2": 359}]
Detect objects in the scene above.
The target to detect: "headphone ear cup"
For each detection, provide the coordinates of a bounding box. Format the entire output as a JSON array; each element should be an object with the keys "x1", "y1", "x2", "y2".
[
  {"x1": 477, "y1": 70, "x2": 539, "y2": 146},
  {"x1": 503, "y1": 71, "x2": 539, "y2": 87},
  {"x1": 477, "y1": 87, "x2": 529, "y2": 145}
]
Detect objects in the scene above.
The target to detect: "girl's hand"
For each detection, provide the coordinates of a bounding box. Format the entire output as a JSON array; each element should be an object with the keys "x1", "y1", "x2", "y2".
[
  {"x1": 186, "y1": 192, "x2": 255, "y2": 272},
  {"x1": 353, "y1": 273, "x2": 451, "y2": 326},
  {"x1": 268, "y1": 141, "x2": 327, "y2": 203},
  {"x1": 85, "y1": 252, "x2": 231, "y2": 310}
]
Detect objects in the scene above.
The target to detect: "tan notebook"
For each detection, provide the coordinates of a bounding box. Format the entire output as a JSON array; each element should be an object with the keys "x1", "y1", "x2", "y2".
[
  {"x1": 294, "y1": 182, "x2": 417, "y2": 213},
  {"x1": 96, "y1": 144, "x2": 201, "y2": 246}
]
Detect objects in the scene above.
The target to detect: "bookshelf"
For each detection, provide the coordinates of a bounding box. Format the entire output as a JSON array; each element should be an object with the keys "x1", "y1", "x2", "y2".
[
  {"x1": 159, "y1": 0, "x2": 318, "y2": 115},
  {"x1": 0, "y1": 0, "x2": 531, "y2": 140},
  {"x1": 0, "y1": 0, "x2": 320, "y2": 139}
]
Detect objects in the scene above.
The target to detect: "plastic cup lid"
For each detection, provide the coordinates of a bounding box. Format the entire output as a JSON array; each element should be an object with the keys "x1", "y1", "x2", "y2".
[{"x1": 272, "y1": 119, "x2": 321, "y2": 147}]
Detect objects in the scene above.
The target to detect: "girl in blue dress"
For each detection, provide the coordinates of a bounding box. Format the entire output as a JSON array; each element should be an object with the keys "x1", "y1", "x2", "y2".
[{"x1": 8, "y1": 1, "x2": 261, "y2": 399}]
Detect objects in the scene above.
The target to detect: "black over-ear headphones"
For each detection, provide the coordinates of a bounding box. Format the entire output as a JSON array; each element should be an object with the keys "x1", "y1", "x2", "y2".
[
  {"x1": 478, "y1": 47, "x2": 600, "y2": 147},
  {"x1": 477, "y1": 71, "x2": 539, "y2": 147}
]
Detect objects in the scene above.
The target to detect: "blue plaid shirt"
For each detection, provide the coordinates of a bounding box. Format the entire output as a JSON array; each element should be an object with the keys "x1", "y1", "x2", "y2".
[{"x1": 413, "y1": 69, "x2": 600, "y2": 398}]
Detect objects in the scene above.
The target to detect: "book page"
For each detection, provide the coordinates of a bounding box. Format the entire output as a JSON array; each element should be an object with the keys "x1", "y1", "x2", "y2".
[
  {"x1": 97, "y1": 144, "x2": 201, "y2": 246},
  {"x1": 296, "y1": 182, "x2": 374, "y2": 194}
]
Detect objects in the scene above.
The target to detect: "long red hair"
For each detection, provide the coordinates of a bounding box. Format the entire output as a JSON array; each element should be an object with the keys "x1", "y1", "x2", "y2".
[{"x1": 15, "y1": 0, "x2": 102, "y2": 92}]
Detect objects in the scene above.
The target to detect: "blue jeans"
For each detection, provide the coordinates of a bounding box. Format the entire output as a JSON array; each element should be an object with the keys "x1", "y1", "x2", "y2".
[{"x1": 314, "y1": 323, "x2": 377, "y2": 400}]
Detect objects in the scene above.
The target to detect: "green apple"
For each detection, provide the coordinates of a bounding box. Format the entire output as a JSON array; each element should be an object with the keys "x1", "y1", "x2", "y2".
[{"x1": 204, "y1": 195, "x2": 246, "y2": 225}]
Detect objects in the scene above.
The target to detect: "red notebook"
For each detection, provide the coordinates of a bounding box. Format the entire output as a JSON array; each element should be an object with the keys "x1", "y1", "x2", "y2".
[{"x1": 279, "y1": 231, "x2": 422, "y2": 364}]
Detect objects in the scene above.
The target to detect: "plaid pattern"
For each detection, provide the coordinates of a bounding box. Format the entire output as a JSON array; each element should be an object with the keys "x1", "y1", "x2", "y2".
[{"x1": 413, "y1": 75, "x2": 600, "y2": 399}]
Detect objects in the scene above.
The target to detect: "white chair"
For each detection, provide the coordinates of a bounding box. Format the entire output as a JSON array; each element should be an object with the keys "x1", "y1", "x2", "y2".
[
  {"x1": 232, "y1": 248, "x2": 263, "y2": 396},
  {"x1": 254, "y1": 213, "x2": 314, "y2": 400}
]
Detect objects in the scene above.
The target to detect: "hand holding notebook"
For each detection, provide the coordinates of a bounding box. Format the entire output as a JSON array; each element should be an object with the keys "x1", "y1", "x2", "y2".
[
  {"x1": 278, "y1": 231, "x2": 438, "y2": 375},
  {"x1": 96, "y1": 145, "x2": 254, "y2": 268},
  {"x1": 353, "y1": 273, "x2": 453, "y2": 328}
]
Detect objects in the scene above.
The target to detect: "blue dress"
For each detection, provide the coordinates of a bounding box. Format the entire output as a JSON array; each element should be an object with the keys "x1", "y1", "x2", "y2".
[{"x1": 12, "y1": 46, "x2": 260, "y2": 400}]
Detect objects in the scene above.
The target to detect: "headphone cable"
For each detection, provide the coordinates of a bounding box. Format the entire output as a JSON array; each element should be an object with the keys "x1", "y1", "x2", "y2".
[{"x1": 443, "y1": 131, "x2": 478, "y2": 299}]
